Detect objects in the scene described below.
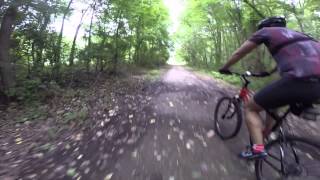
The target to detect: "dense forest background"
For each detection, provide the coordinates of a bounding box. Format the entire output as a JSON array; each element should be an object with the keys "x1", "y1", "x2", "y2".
[
  {"x1": 177, "y1": 0, "x2": 320, "y2": 72},
  {"x1": 0, "y1": 0, "x2": 170, "y2": 104},
  {"x1": 1, "y1": 0, "x2": 320, "y2": 104}
]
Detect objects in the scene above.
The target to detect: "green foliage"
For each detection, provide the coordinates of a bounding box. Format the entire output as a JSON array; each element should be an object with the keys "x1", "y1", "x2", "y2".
[
  {"x1": 16, "y1": 104, "x2": 48, "y2": 123},
  {"x1": 0, "y1": 0, "x2": 172, "y2": 105},
  {"x1": 77, "y1": 0, "x2": 171, "y2": 72},
  {"x1": 196, "y1": 68, "x2": 278, "y2": 90},
  {"x1": 195, "y1": 69, "x2": 242, "y2": 87},
  {"x1": 62, "y1": 106, "x2": 88, "y2": 124},
  {"x1": 145, "y1": 69, "x2": 162, "y2": 81},
  {"x1": 7, "y1": 78, "x2": 42, "y2": 102}
]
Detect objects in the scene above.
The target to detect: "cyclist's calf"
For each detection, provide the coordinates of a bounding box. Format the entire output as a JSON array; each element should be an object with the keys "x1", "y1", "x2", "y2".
[{"x1": 244, "y1": 98, "x2": 265, "y2": 144}]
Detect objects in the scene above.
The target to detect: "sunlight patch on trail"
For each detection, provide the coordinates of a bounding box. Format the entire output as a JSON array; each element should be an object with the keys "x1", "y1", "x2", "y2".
[
  {"x1": 167, "y1": 57, "x2": 186, "y2": 65},
  {"x1": 162, "y1": 66, "x2": 193, "y2": 84}
]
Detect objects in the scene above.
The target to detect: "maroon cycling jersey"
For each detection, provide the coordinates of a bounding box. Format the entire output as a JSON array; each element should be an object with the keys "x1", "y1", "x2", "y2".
[{"x1": 249, "y1": 27, "x2": 320, "y2": 78}]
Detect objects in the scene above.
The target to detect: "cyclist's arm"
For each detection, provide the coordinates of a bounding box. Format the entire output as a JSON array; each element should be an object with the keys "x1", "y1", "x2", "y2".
[{"x1": 221, "y1": 40, "x2": 258, "y2": 69}]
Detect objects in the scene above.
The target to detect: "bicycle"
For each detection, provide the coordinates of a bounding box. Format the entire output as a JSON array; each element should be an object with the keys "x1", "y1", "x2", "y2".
[{"x1": 214, "y1": 71, "x2": 320, "y2": 180}]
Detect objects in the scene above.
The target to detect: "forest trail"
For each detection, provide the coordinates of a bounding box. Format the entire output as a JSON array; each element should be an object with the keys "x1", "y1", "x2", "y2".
[
  {"x1": 109, "y1": 65, "x2": 256, "y2": 180},
  {"x1": 1, "y1": 65, "x2": 319, "y2": 180}
]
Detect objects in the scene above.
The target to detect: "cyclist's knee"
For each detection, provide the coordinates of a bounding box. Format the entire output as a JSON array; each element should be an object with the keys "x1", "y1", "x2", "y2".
[{"x1": 245, "y1": 98, "x2": 263, "y2": 112}]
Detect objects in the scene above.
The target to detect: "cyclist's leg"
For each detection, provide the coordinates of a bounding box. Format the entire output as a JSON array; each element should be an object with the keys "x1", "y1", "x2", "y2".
[
  {"x1": 244, "y1": 102, "x2": 276, "y2": 143},
  {"x1": 244, "y1": 99, "x2": 264, "y2": 145},
  {"x1": 241, "y1": 76, "x2": 320, "y2": 159},
  {"x1": 240, "y1": 77, "x2": 294, "y2": 159},
  {"x1": 263, "y1": 110, "x2": 277, "y2": 138},
  {"x1": 240, "y1": 98, "x2": 268, "y2": 159}
]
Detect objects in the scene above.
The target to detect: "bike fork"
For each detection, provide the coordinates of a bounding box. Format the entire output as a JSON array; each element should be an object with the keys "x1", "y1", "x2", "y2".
[{"x1": 278, "y1": 127, "x2": 287, "y2": 175}]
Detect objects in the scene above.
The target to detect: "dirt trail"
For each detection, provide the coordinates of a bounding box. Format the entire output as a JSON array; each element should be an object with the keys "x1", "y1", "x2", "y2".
[
  {"x1": 1, "y1": 65, "x2": 319, "y2": 180},
  {"x1": 110, "y1": 66, "x2": 256, "y2": 180}
]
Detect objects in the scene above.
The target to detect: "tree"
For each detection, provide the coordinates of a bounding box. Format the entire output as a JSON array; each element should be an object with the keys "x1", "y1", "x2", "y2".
[
  {"x1": 0, "y1": 6, "x2": 18, "y2": 92},
  {"x1": 68, "y1": 7, "x2": 89, "y2": 66},
  {"x1": 53, "y1": 0, "x2": 73, "y2": 80}
]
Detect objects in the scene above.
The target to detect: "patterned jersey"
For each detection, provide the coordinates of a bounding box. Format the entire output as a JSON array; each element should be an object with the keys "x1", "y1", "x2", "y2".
[{"x1": 249, "y1": 27, "x2": 320, "y2": 78}]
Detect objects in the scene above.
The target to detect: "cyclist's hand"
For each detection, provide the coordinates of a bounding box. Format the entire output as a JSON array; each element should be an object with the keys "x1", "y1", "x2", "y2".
[{"x1": 219, "y1": 68, "x2": 232, "y2": 75}]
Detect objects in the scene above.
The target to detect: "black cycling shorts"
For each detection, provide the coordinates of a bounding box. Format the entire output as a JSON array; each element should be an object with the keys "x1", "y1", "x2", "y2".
[{"x1": 254, "y1": 76, "x2": 320, "y2": 110}]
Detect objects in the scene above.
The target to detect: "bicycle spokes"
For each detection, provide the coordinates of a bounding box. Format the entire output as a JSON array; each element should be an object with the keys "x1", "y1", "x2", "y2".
[
  {"x1": 214, "y1": 97, "x2": 242, "y2": 139},
  {"x1": 256, "y1": 137, "x2": 320, "y2": 180},
  {"x1": 219, "y1": 99, "x2": 234, "y2": 118}
]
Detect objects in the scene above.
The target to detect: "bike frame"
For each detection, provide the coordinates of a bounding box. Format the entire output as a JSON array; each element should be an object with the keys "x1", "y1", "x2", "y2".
[{"x1": 237, "y1": 75, "x2": 252, "y2": 103}]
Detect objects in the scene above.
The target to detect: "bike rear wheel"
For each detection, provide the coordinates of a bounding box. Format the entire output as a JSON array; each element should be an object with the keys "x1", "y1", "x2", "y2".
[
  {"x1": 255, "y1": 135, "x2": 320, "y2": 180},
  {"x1": 214, "y1": 96, "x2": 242, "y2": 140}
]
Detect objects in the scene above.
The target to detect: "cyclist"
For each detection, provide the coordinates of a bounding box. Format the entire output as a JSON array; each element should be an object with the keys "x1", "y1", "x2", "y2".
[{"x1": 219, "y1": 16, "x2": 320, "y2": 159}]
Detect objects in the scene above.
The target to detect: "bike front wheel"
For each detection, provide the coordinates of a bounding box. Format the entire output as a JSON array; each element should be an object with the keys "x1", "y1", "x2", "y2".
[
  {"x1": 255, "y1": 135, "x2": 320, "y2": 180},
  {"x1": 214, "y1": 96, "x2": 242, "y2": 140}
]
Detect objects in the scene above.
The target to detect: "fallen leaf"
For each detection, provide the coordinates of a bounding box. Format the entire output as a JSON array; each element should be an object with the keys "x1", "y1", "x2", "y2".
[
  {"x1": 169, "y1": 101, "x2": 174, "y2": 107},
  {"x1": 186, "y1": 143, "x2": 191, "y2": 149},
  {"x1": 132, "y1": 150, "x2": 138, "y2": 158},
  {"x1": 207, "y1": 130, "x2": 215, "y2": 138},
  {"x1": 104, "y1": 173, "x2": 113, "y2": 180},
  {"x1": 108, "y1": 110, "x2": 115, "y2": 116},
  {"x1": 77, "y1": 154, "x2": 83, "y2": 160},
  {"x1": 33, "y1": 153, "x2": 44, "y2": 158},
  {"x1": 118, "y1": 148, "x2": 124, "y2": 154},
  {"x1": 192, "y1": 171, "x2": 201, "y2": 178},
  {"x1": 150, "y1": 119, "x2": 156, "y2": 124},
  {"x1": 15, "y1": 138, "x2": 23, "y2": 144},
  {"x1": 131, "y1": 126, "x2": 137, "y2": 132},
  {"x1": 67, "y1": 168, "x2": 76, "y2": 177},
  {"x1": 96, "y1": 131, "x2": 103, "y2": 137},
  {"x1": 100, "y1": 121, "x2": 105, "y2": 127},
  {"x1": 65, "y1": 144, "x2": 71, "y2": 150},
  {"x1": 156, "y1": 155, "x2": 161, "y2": 161},
  {"x1": 84, "y1": 167, "x2": 90, "y2": 174}
]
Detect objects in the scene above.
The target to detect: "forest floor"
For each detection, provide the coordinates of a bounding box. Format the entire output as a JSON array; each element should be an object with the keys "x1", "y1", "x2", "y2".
[{"x1": 1, "y1": 65, "x2": 320, "y2": 180}]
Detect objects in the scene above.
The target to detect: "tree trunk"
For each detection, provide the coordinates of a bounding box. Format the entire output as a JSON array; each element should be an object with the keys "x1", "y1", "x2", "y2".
[
  {"x1": 98, "y1": 34, "x2": 107, "y2": 72},
  {"x1": 112, "y1": 24, "x2": 120, "y2": 74},
  {"x1": 111, "y1": 11, "x2": 122, "y2": 74},
  {"x1": 31, "y1": 40, "x2": 35, "y2": 67},
  {"x1": 53, "y1": 0, "x2": 73, "y2": 79},
  {"x1": 291, "y1": 2, "x2": 304, "y2": 33},
  {"x1": 34, "y1": 15, "x2": 50, "y2": 75},
  {"x1": 134, "y1": 16, "x2": 142, "y2": 64},
  {"x1": 243, "y1": 0, "x2": 265, "y2": 18},
  {"x1": 86, "y1": 2, "x2": 96, "y2": 72},
  {"x1": 69, "y1": 7, "x2": 88, "y2": 66},
  {"x1": 0, "y1": 6, "x2": 18, "y2": 93}
]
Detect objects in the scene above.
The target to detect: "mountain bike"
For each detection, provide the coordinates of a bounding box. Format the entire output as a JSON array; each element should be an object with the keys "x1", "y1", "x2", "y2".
[
  {"x1": 214, "y1": 71, "x2": 320, "y2": 180},
  {"x1": 214, "y1": 71, "x2": 267, "y2": 139}
]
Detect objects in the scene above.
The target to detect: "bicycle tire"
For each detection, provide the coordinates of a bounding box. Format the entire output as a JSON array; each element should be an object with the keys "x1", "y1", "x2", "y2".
[
  {"x1": 255, "y1": 135, "x2": 320, "y2": 180},
  {"x1": 214, "y1": 96, "x2": 242, "y2": 140}
]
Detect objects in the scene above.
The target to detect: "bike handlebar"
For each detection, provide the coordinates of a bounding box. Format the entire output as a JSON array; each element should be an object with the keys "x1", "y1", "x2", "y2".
[{"x1": 222, "y1": 71, "x2": 270, "y2": 78}]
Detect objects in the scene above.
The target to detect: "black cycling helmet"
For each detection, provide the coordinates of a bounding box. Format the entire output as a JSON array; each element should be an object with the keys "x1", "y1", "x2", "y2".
[{"x1": 257, "y1": 16, "x2": 286, "y2": 30}]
